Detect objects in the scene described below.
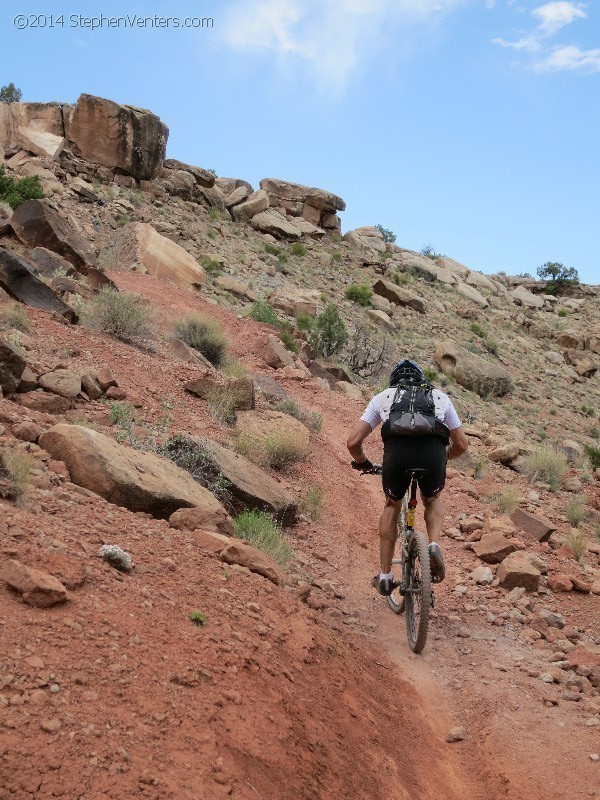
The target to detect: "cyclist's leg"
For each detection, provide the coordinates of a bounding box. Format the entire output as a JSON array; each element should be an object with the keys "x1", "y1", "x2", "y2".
[
  {"x1": 379, "y1": 496, "x2": 402, "y2": 573},
  {"x1": 421, "y1": 490, "x2": 444, "y2": 543}
]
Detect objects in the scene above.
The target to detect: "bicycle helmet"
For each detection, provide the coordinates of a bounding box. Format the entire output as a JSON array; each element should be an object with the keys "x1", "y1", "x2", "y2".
[{"x1": 389, "y1": 359, "x2": 425, "y2": 387}]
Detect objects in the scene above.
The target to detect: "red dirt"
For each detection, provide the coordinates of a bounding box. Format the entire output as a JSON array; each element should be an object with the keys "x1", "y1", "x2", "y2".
[{"x1": 1, "y1": 274, "x2": 598, "y2": 799}]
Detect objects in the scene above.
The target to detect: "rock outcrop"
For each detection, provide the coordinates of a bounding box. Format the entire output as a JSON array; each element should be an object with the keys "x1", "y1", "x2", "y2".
[
  {"x1": 0, "y1": 248, "x2": 78, "y2": 321},
  {"x1": 434, "y1": 341, "x2": 513, "y2": 397}
]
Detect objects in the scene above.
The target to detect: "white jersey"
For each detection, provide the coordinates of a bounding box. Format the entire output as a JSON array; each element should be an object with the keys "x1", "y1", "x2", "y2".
[{"x1": 360, "y1": 386, "x2": 462, "y2": 431}]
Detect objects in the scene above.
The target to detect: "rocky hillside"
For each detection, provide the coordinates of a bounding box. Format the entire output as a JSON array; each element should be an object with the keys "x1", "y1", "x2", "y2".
[{"x1": 0, "y1": 93, "x2": 599, "y2": 799}]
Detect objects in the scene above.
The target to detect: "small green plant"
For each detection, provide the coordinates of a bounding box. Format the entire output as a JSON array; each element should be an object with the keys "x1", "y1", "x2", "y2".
[
  {"x1": 494, "y1": 487, "x2": 520, "y2": 514},
  {"x1": 83, "y1": 288, "x2": 155, "y2": 345},
  {"x1": 345, "y1": 284, "x2": 373, "y2": 306},
  {"x1": 470, "y1": 322, "x2": 486, "y2": 337},
  {"x1": 201, "y1": 256, "x2": 223, "y2": 275},
  {"x1": 538, "y1": 429, "x2": 548, "y2": 440},
  {"x1": 549, "y1": 407, "x2": 557, "y2": 416},
  {"x1": 207, "y1": 229, "x2": 216, "y2": 240},
  {"x1": 588, "y1": 426, "x2": 599, "y2": 440},
  {"x1": 565, "y1": 495, "x2": 586, "y2": 527},
  {"x1": 565, "y1": 530, "x2": 587, "y2": 563},
  {"x1": 375, "y1": 224, "x2": 396, "y2": 244},
  {"x1": 332, "y1": 252, "x2": 342, "y2": 264},
  {"x1": 423, "y1": 367, "x2": 438, "y2": 383},
  {"x1": 522, "y1": 446, "x2": 568, "y2": 491},
  {"x1": 264, "y1": 430, "x2": 310, "y2": 471},
  {"x1": 0, "y1": 303, "x2": 30, "y2": 332},
  {"x1": 206, "y1": 384, "x2": 245, "y2": 427},
  {"x1": 299, "y1": 485, "x2": 324, "y2": 520},
  {"x1": 420, "y1": 245, "x2": 442, "y2": 260},
  {"x1": 249, "y1": 301, "x2": 280, "y2": 326},
  {"x1": 309, "y1": 304, "x2": 348, "y2": 359},
  {"x1": 279, "y1": 330, "x2": 299, "y2": 354},
  {"x1": 208, "y1": 208, "x2": 220, "y2": 221},
  {"x1": 116, "y1": 213, "x2": 130, "y2": 226},
  {"x1": 473, "y1": 455, "x2": 489, "y2": 480},
  {"x1": 557, "y1": 308, "x2": 571, "y2": 318},
  {"x1": 156, "y1": 434, "x2": 230, "y2": 499},
  {"x1": 189, "y1": 611, "x2": 207, "y2": 626},
  {"x1": 291, "y1": 242, "x2": 307, "y2": 257},
  {"x1": 233, "y1": 509, "x2": 292, "y2": 566},
  {"x1": 484, "y1": 338, "x2": 499, "y2": 356},
  {"x1": 581, "y1": 404, "x2": 595, "y2": 417},
  {"x1": 295, "y1": 313, "x2": 313, "y2": 332},
  {"x1": 264, "y1": 243, "x2": 281, "y2": 257},
  {"x1": 174, "y1": 315, "x2": 228, "y2": 367},
  {"x1": 109, "y1": 401, "x2": 136, "y2": 427},
  {"x1": 0, "y1": 166, "x2": 43, "y2": 209},
  {"x1": 0, "y1": 448, "x2": 35, "y2": 501},
  {"x1": 275, "y1": 398, "x2": 322, "y2": 432},
  {"x1": 584, "y1": 444, "x2": 600, "y2": 469}
]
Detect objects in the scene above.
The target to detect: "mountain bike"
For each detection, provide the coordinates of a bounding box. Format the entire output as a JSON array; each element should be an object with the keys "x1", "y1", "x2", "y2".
[{"x1": 367, "y1": 466, "x2": 433, "y2": 654}]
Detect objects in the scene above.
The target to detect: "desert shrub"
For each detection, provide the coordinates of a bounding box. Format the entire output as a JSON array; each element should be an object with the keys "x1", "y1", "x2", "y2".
[
  {"x1": 201, "y1": 256, "x2": 222, "y2": 275},
  {"x1": 189, "y1": 610, "x2": 207, "y2": 626},
  {"x1": 581, "y1": 404, "x2": 595, "y2": 417},
  {"x1": 0, "y1": 166, "x2": 43, "y2": 209},
  {"x1": 0, "y1": 448, "x2": 34, "y2": 501},
  {"x1": 485, "y1": 338, "x2": 499, "y2": 356},
  {"x1": 309, "y1": 304, "x2": 348, "y2": 359},
  {"x1": 345, "y1": 284, "x2": 373, "y2": 306},
  {"x1": 565, "y1": 529, "x2": 587, "y2": 563},
  {"x1": 420, "y1": 245, "x2": 443, "y2": 260},
  {"x1": 233, "y1": 509, "x2": 292, "y2": 566},
  {"x1": 264, "y1": 430, "x2": 310, "y2": 471},
  {"x1": 494, "y1": 487, "x2": 520, "y2": 514},
  {"x1": 470, "y1": 322, "x2": 486, "y2": 337},
  {"x1": 299, "y1": 485, "x2": 324, "y2": 520},
  {"x1": 208, "y1": 208, "x2": 220, "y2": 221},
  {"x1": 0, "y1": 83, "x2": 22, "y2": 103},
  {"x1": 264, "y1": 243, "x2": 281, "y2": 257},
  {"x1": 473, "y1": 455, "x2": 489, "y2": 480},
  {"x1": 275, "y1": 398, "x2": 322, "y2": 432},
  {"x1": 584, "y1": 444, "x2": 600, "y2": 469},
  {"x1": 588, "y1": 426, "x2": 599, "y2": 440},
  {"x1": 375, "y1": 224, "x2": 396, "y2": 243},
  {"x1": 279, "y1": 330, "x2": 299, "y2": 354},
  {"x1": 109, "y1": 401, "x2": 137, "y2": 427},
  {"x1": 537, "y1": 262, "x2": 579, "y2": 294},
  {"x1": 565, "y1": 495, "x2": 586, "y2": 527},
  {"x1": 332, "y1": 252, "x2": 342, "y2": 263},
  {"x1": 290, "y1": 242, "x2": 307, "y2": 257},
  {"x1": 155, "y1": 434, "x2": 230, "y2": 499},
  {"x1": 249, "y1": 301, "x2": 280, "y2": 326},
  {"x1": 83, "y1": 288, "x2": 155, "y2": 345},
  {"x1": 423, "y1": 367, "x2": 438, "y2": 382},
  {"x1": 522, "y1": 446, "x2": 568, "y2": 491},
  {"x1": 295, "y1": 313, "x2": 313, "y2": 332},
  {"x1": 205, "y1": 384, "x2": 246, "y2": 427},
  {"x1": 116, "y1": 213, "x2": 130, "y2": 226},
  {"x1": 174, "y1": 315, "x2": 228, "y2": 367},
  {"x1": 0, "y1": 303, "x2": 30, "y2": 332}
]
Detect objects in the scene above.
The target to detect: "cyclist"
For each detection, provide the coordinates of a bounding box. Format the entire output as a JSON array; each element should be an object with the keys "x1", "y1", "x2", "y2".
[{"x1": 346, "y1": 359, "x2": 469, "y2": 596}]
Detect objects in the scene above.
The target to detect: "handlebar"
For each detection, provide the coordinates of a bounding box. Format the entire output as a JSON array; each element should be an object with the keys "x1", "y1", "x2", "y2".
[{"x1": 361, "y1": 464, "x2": 382, "y2": 475}]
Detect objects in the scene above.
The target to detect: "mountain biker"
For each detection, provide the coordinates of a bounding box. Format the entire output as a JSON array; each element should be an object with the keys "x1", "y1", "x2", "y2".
[{"x1": 346, "y1": 359, "x2": 469, "y2": 596}]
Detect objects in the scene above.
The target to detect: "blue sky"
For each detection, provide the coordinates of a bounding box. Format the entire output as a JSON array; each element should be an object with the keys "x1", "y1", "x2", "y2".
[{"x1": 4, "y1": 0, "x2": 599, "y2": 284}]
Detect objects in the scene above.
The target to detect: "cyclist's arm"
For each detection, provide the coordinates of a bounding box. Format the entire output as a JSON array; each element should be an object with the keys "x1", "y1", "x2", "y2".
[
  {"x1": 447, "y1": 426, "x2": 469, "y2": 459},
  {"x1": 347, "y1": 420, "x2": 373, "y2": 463}
]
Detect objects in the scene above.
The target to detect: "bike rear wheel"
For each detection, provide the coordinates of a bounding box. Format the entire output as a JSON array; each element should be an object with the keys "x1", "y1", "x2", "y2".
[
  {"x1": 386, "y1": 498, "x2": 407, "y2": 614},
  {"x1": 405, "y1": 531, "x2": 431, "y2": 653}
]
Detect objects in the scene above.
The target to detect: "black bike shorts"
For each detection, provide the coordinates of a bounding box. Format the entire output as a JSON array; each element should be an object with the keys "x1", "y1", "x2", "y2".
[{"x1": 382, "y1": 437, "x2": 447, "y2": 501}]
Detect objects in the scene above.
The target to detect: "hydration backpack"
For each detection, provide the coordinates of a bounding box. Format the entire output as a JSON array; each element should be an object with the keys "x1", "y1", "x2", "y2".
[{"x1": 381, "y1": 382, "x2": 450, "y2": 445}]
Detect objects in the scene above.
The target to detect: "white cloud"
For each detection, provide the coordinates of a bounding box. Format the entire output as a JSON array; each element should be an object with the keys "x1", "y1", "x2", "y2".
[
  {"x1": 532, "y1": 2, "x2": 587, "y2": 36},
  {"x1": 534, "y1": 44, "x2": 600, "y2": 71},
  {"x1": 492, "y1": 35, "x2": 541, "y2": 51},
  {"x1": 222, "y1": 0, "x2": 471, "y2": 91}
]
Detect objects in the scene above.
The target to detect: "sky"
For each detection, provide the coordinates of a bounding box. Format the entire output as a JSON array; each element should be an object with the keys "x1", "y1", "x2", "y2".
[{"x1": 3, "y1": 0, "x2": 599, "y2": 284}]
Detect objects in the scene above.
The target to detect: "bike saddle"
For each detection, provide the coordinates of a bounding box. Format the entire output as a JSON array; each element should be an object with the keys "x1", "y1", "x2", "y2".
[{"x1": 405, "y1": 468, "x2": 430, "y2": 479}]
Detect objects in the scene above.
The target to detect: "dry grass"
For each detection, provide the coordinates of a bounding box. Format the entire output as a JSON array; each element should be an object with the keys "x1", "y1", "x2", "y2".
[
  {"x1": 565, "y1": 529, "x2": 588, "y2": 563},
  {"x1": 565, "y1": 495, "x2": 586, "y2": 527},
  {"x1": 494, "y1": 487, "x2": 520, "y2": 514},
  {"x1": 299, "y1": 485, "x2": 325, "y2": 521},
  {"x1": 275, "y1": 397, "x2": 323, "y2": 433},
  {"x1": 174, "y1": 315, "x2": 228, "y2": 367},
  {"x1": 0, "y1": 448, "x2": 35, "y2": 501},
  {"x1": 522, "y1": 446, "x2": 568, "y2": 492},
  {"x1": 473, "y1": 455, "x2": 489, "y2": 480},
  {"x1": 0, "y1": 303, "x2": 30, "y2": 333},
  {"x1": 233, "y1": 430, "x2": 310, "y2": 472},
  {"x1": 233, "y1": 509, "x2": 293, "y2": 566},
  {"x1": 82, "y1": 288, "x2": 155, "y2": 345},
  {"x1": 206, "y1": 385, "x2": 246, "y2": 427}
]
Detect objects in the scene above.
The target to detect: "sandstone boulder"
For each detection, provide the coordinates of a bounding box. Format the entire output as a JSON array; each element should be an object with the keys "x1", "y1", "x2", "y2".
[
  {"x1": 14, "y1": 391, "x2": 71, "y2": 414},
  {"x1": 231, "y1": 190, "x2": 269, "y2": 222},
  {"x1": 201, "y1": 439, "x2": 298, "y2": 525},
  {"x1": 67, "y1": 94, "x2": 168, "y2": 180},
  {"x1": 249, "y1": 210, "x2": 303, "y2": 240},
  {"x1": 0, "y1": 102, "x2": 64, "y2": 149},
  {"x1": 373, "y1": 280, "x2": 425, "y2": 313},
  {"x1": 0, "y1": 336, "x2": 27, "y2": 394},
  {"x1": 488, "y1": 443, "x2": 521, "y2": 464},
  {"x1": 170, "y1": 339, "x2": 214, "y2": 369},
  {"x1": 185, "y1": 372, "x2": 255, "y2": 411},
  {"x1": 343, "y1": 228, "x2": 386, "y2": 256},
  {"x1": 455, "y1": 283, "x2": 488, "y2": 308},
  {"x1": 97, "y1": 222, "x2": 206, "y2": 290},
  {"x1": 497, "y1": 552, "x2": 541, "y2": 591},
  {"x1": 510, "y1": 286, "x2": 545, "y2": 309},
  {"x1": 268, "y1": 289, "x2": 319, "y2": 317},
  {"x1": 0, "y1": 248, "x2": 77, "y2": 322},
  {"x1": 556, "y1": 330, "x2": 580, "y2": 349},
  {"x1": 263, "y1": 335, "x2": 295, "y2": 369},
  {"x1": 434, "y1": 341, "x2": 512, "y2": 397},
  {"x1": 38, "y1": 369, "x2": 82, "y2": 399},
  {"x1": 2, "y1": 559, "x2": 68, "y2": 607},
  {"x1": 225, "y1": 185, "x2": 250, "y2": 209},
  {"x1": 510, "y1": 509, "x2": 556, "y2": 542},
  {"x1": 473, "y1": 532, "x2": 520, "y2": 564},
  {"x1": 39, "y1": 424, "x2": 230, "y2": 520},
  {"x1": 235, "y1": 409, "x2": 310, "y2": 452},
  {"x1": 366, "y1": 309, "x2": 394, "y2": 329},
  {"x1": 260, "y1": 178, "x2": 345, "y2": 214},
  {"x1": 466, "y1": 271, "x2": 497, "y2": 293},
  {"x1": 563, "y1": 349, "x2": 597, "y2": 378},
  {"x1": 168, "y1": 506, "x2": 233, "y2": 537},
  {"x1": 10, "y1": 200, "x2": 97, "y2": 273},
  {"x1": 220, "y1": 540, "x2": 285, "y2": 586},
  {"x1": 17, "y1": 126, "x2": 64, "y2": 159},
  {"x1": 162, "y1": 159, "x2": 215, "y2": 187}
]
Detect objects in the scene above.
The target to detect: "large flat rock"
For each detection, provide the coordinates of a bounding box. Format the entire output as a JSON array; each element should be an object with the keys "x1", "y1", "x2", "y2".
[
  {"x1": 434, "y1": 340, "x2": 512, "y2": 397},
  {"x1": 39, "y1": 424, "x2": 230, "y2": 520},
  {"x1": 0, "y1": 248, "x2": 77, "y2": 322}
]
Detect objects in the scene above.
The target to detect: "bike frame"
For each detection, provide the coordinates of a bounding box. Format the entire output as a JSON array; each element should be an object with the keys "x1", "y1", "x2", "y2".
[{"x1": 392, "y1": 476, "x2": 420, "y2": 595}]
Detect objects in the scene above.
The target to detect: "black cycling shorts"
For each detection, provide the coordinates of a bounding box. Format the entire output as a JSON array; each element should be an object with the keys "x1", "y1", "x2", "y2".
[{"x1": 382, "y1": 437, "x2": 446, "y2": 501}]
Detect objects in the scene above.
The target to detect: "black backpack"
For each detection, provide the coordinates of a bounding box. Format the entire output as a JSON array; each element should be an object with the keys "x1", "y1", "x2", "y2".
[{"x1": 381, "y1": 382, "x2": 450, "y2": 445}]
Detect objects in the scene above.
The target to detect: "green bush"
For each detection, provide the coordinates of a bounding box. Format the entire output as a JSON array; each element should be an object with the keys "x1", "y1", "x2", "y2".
[
  {"x1": 0, "y1": 83, "x2": 22, "y2": 103},
  {"x1": 205, "y1": 384, "x2": 246, "y2": 427},
  {"x1": 470, "y1": 322, "x2": 486, "y2": 337},
  {"x1": 522, "y1": 446, "x2": 568, "y2": 491},
  {"x1": 0, "y1": 166, "x2": 43, "y2": 209},
  {"x1": 494, "y1": 487, "x2": 520, "y2": 514},
  {"x1": 233, "y1": 509, "x2": 292, "y2": 566},
  {"x1": 174, "y1": 315, "x2": 228, "y2": 367},
  {"x1": 473, "y1": 455, "x2": 489, "y2": 480},
  {"x1": 584, "y1": 444, "x2": 600, "y2": 469},
  {"x1": 345, "y1": 284, "x2": 373, "y2": 306},
  {"x1": 264, "y1": 430, "x2": 310, "y2": 471},
  {"x1": 537, "y1": 262, "x2": 579, "y2": 294},
  {"x1": 295, "y1": 313, "x2": 313, "y2": 332},
  {"x1": 155, "y1": 434, "x2": 230, "y2": 499},
  {"x1": 565, "y1": 495, "x2": 586, "y2": 527},
  {"x1": 0, "y1": 303, "x2": 30, "y2": 332},
  {"x1": 299, "y1": 485, "x2": 324, "y2": 521},
  {"x1": 249, "y1": 301, "x2": 280, "y2": 326},
  {"x1": 83, "y1": 288, "x2": 155, "y2": 345},
  {"x1": 332, "y1": 252, "x2": 342, "y2": 264},
  {"x1": 420, "y1": 245, "x2": 443, "y2": 260},
  {"x1": 201, "y1": 256, "x2": 222, "y2": 275},
  {"x1": 375, "y1": 224, "x2": 396, "y2": 244},
  {"x1": 279, "y1": 330, "x2": 299, "y2": 354},
  {"x1": 291, "y1": 242, "x2": 307, "y2": 257},
  {"x1": 189, "y1": 611, "x2": 207, "y2": 626},
  {"x1": 309, "y1": 304, "x2": 348, "y2": 359},
  {"x1": 264, "y1": 243, "x2": 281, "y2": 257}
]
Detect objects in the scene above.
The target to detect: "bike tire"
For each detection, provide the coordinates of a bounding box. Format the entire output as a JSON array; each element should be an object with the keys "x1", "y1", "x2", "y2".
[
  {"x1": 405, "y1": 531, "x2": 431, "y2": 653},
  {"x1": 386, "y1": 499, "x2": 407, "y2": 614}
]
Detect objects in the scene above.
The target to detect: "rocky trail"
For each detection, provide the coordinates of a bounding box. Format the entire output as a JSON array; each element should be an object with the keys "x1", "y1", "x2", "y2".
[{"x1": 1, "y1": 92, "x2": 599, "y2": 799}]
